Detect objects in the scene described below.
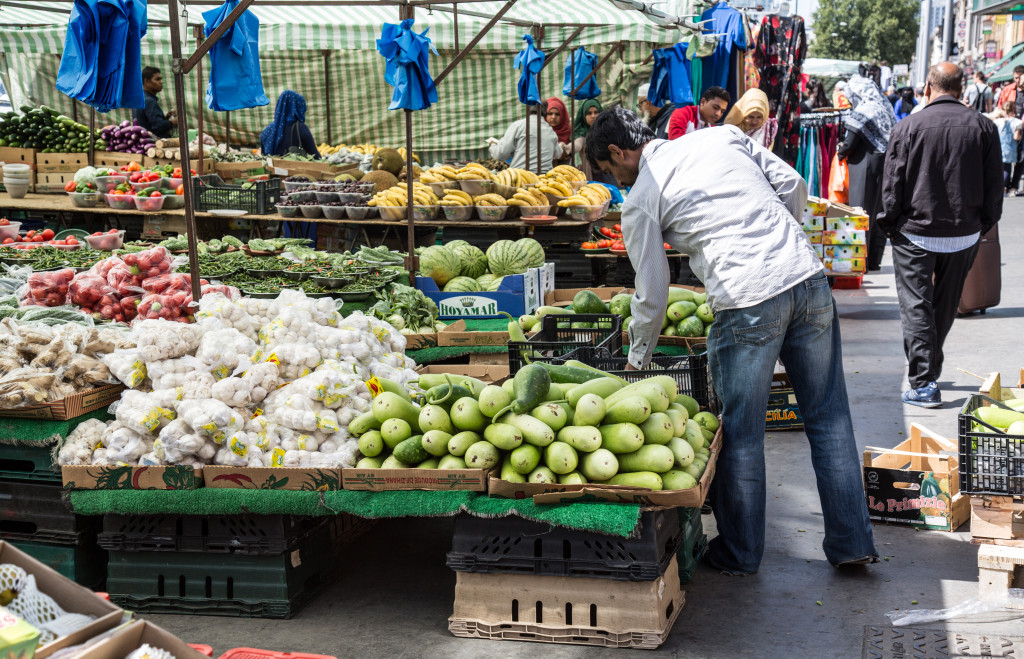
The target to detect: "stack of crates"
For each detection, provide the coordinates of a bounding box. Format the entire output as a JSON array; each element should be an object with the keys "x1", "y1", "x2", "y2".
[
  {"x1": 101, "y1": 513, "x2": 371, "y2": 618},
  {"x1": 446, "y1": 508, "x2": 706, "y2": 649}
]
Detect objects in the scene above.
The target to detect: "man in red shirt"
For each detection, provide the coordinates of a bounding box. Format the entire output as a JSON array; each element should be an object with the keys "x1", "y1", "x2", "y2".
[
  {"x1": 667, "y1": 87, "x2": 731, "y2": 140},
  {"x1": 997, "y1": 65, "x2": 1024, "y2": 109}
]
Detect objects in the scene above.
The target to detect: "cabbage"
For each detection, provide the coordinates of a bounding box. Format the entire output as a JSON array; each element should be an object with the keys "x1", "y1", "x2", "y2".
[{"x1": 74, "y1": 166, "x2": 98, "y2": 186}]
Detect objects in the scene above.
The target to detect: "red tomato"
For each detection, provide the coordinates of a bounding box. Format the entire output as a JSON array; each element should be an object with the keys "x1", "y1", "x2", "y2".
[
  {"x1": 41, "y1": 229, "x2": 54, "y2": 240},
  {"x1": 175, "y1": 184, "x2": 184, "y2": 195},
  {"x1": 614, "y1": 224, "x2": 622, "y2": 232},
  {"x1": 151, "y1": 191, "x2": 161, "y2": 197},
  {"x1": 64, "y1": 180, "x2": 77, "y2": 193},
  {"x1": 0, "y1": 219, "x2": 9, "y2": 226},
  {"x1": 25, "y1": 230, "x2": 35, "y2": 238},
  {"x1": 91, "y1": 231, "x2": 102, "y2": 236},
  {"x1": 66, "y1": 236, "x2": 78, "y2": 245},
  {"x1": 1, "y1": 238, "x2": 12, "y2": 245},
  {"x1": 31, "y1": 235, "x2": 44, "y2": 243},
  {"x1": 107, "y1": 229, "x2": 118, "y2": 234}
]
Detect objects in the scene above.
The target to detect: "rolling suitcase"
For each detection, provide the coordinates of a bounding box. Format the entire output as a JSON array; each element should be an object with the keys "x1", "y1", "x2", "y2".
[{"x1": 958, "y1": 225, "x2": 1000, "y2": 314}]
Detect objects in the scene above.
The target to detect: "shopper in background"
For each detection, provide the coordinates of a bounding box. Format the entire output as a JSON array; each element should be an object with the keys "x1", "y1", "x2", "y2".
[
  {"x1": 545, "y1": 97, "x2": 573, "y2": 164},
  {"x1": 886, "y1": 85, "x2": 899, "y2": 106},
  {"x1": 488, "y1": 101, "x2": 561, "y2": 171},
  {"x1": 725, "y1": 88, "x2": 778, "y2": 149},
  {"x1": 637, "y1": 84, "x2": 676, "y2": 140},
  {"x1": 833, "y1": 81, "x2": 852, "y2": 109},
  {"x1": 838, "y1": 75, "x2": 897, "y2": 272},
  {"x1": 986, "y1": 101, "x2": 1022, "y2": 195},
  {"x1": 893, "y1": 88, "x2": 917, "y2": 121},
  {"x1": 260, "y1": 91, "x2": 320, "y2": 158},
  {"x1": 997, "y1": 66, "x2": 1024, "y2": 108},
  {"x1": 800, "y1": 79, "x2": 830, "y2": 113},
  {"x1": 880, "y1": 63, "x2": 1002, "y2": 408},
  {"x1": 134, "y1": 67, "x2": 176, "y2": 139},
  {"x1": 965, "y1": 71, "x2": 994, "y2": 113},
  {"x1": 911, "y1": 85, "x2": 926, "y2": 114},
  {"x1": 571, "y1": 99, "x2": 617, "y2": 185},
  {"x1": 667, "y1": 86, "x2": 731, "y2": 139},
  {"x1": 585, "y1": 106, "x2": 878, "y2": 575}
]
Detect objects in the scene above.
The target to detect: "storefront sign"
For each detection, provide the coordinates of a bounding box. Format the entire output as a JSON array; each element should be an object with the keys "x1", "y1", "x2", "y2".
[{"x1": 986, "y1": 40, "x2": 999, "y2": 57}]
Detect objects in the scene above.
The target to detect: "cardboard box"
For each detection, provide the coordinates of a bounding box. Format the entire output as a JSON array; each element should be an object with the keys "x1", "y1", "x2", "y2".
[
  {"x1": 811, "y1": 244, "x2": 823, "y2": 258},
  {"x1": 803, "y1": 230, "x2": 823, "y2": 244},
  {"x1": 93, "y1": 153, "x2": 143, "y2": 169},
  {"x1": 488, "y1": 428, "x2": 720, "y2": 506},
  {"x1": 435, "y1": 319, "x2": 510, "y2": 347},
  {"x1": 544, "y1": 286, "x2": 627, "y2": 307},
  {"x1": 970, "y1": 495, "x2": 1024, "y2": 545},
  {"x1": 141, "y1": 215, "x2": 188, "y2": 240},
  {"x1": 0, "y1": 384, "x2": 123, "y2": 420},
  {"x1": 977, "y1": 369, "x2": 1024, "y2": 403},
  {"x1": 142, "y1": 157, "x2": 214, "y2": 175},
  {"x1": 341, "y1": 467, "x2": 490, "y2": 491},
  {"x1": 0, "y1": 147, "x2": 37, "y2": 193},
  {"x1": 803, "y1": 196, "x2": 829, "y2": 219},
  {"x1": 75, "y1": 620, "x2": 207, "y2": 659},
  {"x1": 62, "y1": 465, "x2": 201, "y2": 490},
  {"x1": 417, "y1": 267, "x2": 540, "y2": 319},
  {"x1": 213, "y1": 161, "x2": 268, "y2": 183},
  {"x1": 35, "y1": 153, "x2": 88, "y2": 173},
  {"x1": 801, "y1": 216, "x2": 824, "y2": 231},
  {"x1": 415, "y1": 364, "x2": 511, "y2": 384},
  {"x1": 271, "y1": 159, "x2": 356, "y2": 180},
  {"x1": 203, "y1": 466, "x2": 341, "y2": 490},
  {"x1": 823, "y1": 257, "x2": 866, "y2": 274},
  {"x1": 862, "y1": 424, "x2": 968, "y2": 532},
  {"x1": 766, "y1": 371, "x2": 803, "y2": 430},
  {"x1": 825, "y1": 201, "x2": 867, "y2": 218},
  {"x1": 34, "y1": 172, "x2": 74, "y2": 194},
  {"x1": 823, "y1": 229, "x2": 866, "y2": 245},
  {"x1": 449, "y1": 556, "x2": 683, "y2": 650},
  {"x1": 827, "y1": 215, "x2": 870, "y2": 231},
  {"x1": 538, "y1": 262, "x2": 555, "y2": 298},
  {"x1": 0, "y1": 542, "x2": 123, "y2": 659},
  {"x1": 824, "y1": 244, "x2": 868, "y2": 259}
]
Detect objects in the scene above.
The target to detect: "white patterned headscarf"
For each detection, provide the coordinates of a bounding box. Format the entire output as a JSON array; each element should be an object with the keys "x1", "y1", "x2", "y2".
[{"x1": 844, "y1": 75, "x2": 897, "y2": 154}]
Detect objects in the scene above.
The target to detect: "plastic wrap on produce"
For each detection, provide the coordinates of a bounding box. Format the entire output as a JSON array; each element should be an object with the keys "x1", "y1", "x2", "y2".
[
  {"x1": 21, "y1": 268, "x2": 74, "y2": 307},
  {"x1": 133, "y1": 318, "x2": 203, "y2": 361},
  {"x1": 116, "y1": 389, "x2": 178, "y2": 436},
  {"x1": 101, "y1": 349, "x2": 148, "y2": 388},
  {"x1": 146, "y1": 355, "x2": 205, "y2": 390}
]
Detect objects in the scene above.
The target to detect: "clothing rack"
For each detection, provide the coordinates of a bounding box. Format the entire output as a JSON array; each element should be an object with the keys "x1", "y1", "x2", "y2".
[
  {"x1": 797, "y1": 110, "x2": 847, "y2": 198},
  {"x1": 798, "y1": 110, "x2": 848, "y2": 127}
]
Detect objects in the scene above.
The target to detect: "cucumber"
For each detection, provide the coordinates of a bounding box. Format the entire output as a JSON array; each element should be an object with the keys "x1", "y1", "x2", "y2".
[
  {"x1": 605, "y1": 472, "x2": 664, "y2": 490},
  {"x1": 418, "y1": 405, "x2": 454, "y2": 434},
  {"x1": 684, "y1": 420, "x2": 705, "y2": 452},
  {"x1": 603, "y1": 396, "x2": 652, "y2": 425},
  {"x1": 355, "y1": 456, "x2": 385, "y2": 469},
  {"x1": 646, "y1": 375, "x2": 679, "y2": 401},
  {"x1": 377, "y1": 377, "x2": 412, "y2": 401},
  {"x1": 357, "y1": 432, "x2": 384, "y2": 457},
  {"x1": 599, "y1": 423, "x2": 645, "y2": 454},
  {"x1": 465, "y1": 441, "x2": 500, "y2": 470},
  {"x1": 558, "y1": 471, "x2": 588, "y2": 485},
  {"x1": 414, "y1": 375, "x2": 488, "y2": 396},
  {"x1": 683, "y1": 463, "x2": 704, "y2": 480},
  {"x1": 604, "y1": 381, "x2": 670, "y2": 414},
  {"x1": 501, "y1": 456, "x2": 528, "y2": 482},
  {"x1": 450, "y1": 397, "x2": 488, "y2": 432},
  {"x1": 675, "y1": 394, "x2": 700, "y2": 418},
  {"x1": 580, "y1": 449, "x2": 619, "y2": 481},
  {"x1": 509, "y1": 444, "x2": 541, "y2": 474},
  {"x1": 424, "y1": 379, "x2": 474, "y2": 411},
  {"x1": 530, "y1": 403, "x2": 569, "y2": 432},
  {"x1": 438, "y1": 455, "x2": 468, "y2": 470},
  {"x1": 448, "y1": 431, "x2": 481, "y2": 456},
  {"x1": 534, "y1": 306, "x2": 574, "y2": 318},
  {"x1": 557, "y1": 426, "x2": 602, "y2": 452},
  {"x1": 662, "y1": 469, "x2": 698, "y2": 490},
  {"x1": 544, "y1": 442, "x2": 579, "y2": 475},
  {"x1": 394, "y1": 436, "x2": 430, "y2": 464},
  {"x1": 417, "y1": 457, "x2": 440, "y2": 469},
  {"x1": 668, "y1": 437, "x2": 695, "y2": 468},
  {"x1": 372, "y1": 393, "x2": 421, "y2": 431},
  {"x1": 534, "y1": 362, "x2": 607, "y2": 385},
  {"x1": 567, "y1": 378, "x2": 623, "y2": 406},
  {"x1": 617, "y1": 445, "x2": 675, "y2": 473},
  {"x1": 528, "y1": 466, "x2": 558, "y2": 483},
  {"x1": 381, "y1": 455, "x2": 411, "y2": 469},
  {"x1": 380, "y1": 420, "x2": 412, "y2": 449},
  {"x1": 421, "y1": 430, "x2": 453, "y2": 457},
  {"x1": 640, "y1": 413, "x2": 674, "y2": 445},
  {"x1": 573, "y1": 394, "x2": 606, "y2": 427},
  {"x1": 563, "y1": 359, "x2": 629, "y2": 385},
  {"x1": 501, "y1": 412, "x2": 555, "y2": 447},
  {"x1": 478, "y1": 385, "x2": 512, "y2": 418},
  {"x1": 665, "y1": 407, "x2": 688, "y2": 436},
  {"x1": 496, "y1": 364, "x2": 551, "y2": 418},
  {"x1": 349, "y1": 410, "x2": 381, "y2": 435},
  {"x1": 484, "y1": 423, "x2": 524, "y2": 450}
]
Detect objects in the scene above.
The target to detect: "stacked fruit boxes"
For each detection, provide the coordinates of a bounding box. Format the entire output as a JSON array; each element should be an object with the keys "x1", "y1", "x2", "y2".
[{"x1": 446, "y1": 508, "x2": 705, "y2": 649}]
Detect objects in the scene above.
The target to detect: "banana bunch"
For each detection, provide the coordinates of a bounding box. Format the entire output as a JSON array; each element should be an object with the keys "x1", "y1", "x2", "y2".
[
  {"x1": 419, "y1": 165, "x2": 460, "y2": 184},
  {"x1": 439, "y1": 189, "x2": 474, "y2": 207},
  {"x1": 506, "y1": 187, "x2": 550, "y2": 208},
  {"x1": 473, "y1": 193, "x2": 508, "y2": 207},
  {"x1": 494, "y1": 167, "x2": 540, "y2": 188},
  {"x1": 318, "y1": 143, "x2": 343, "y2": 156},
  {"x1": 546, "y1": 165, "x2": 587, "y2": 182},
  {"x1": 397, "y1": 147, "x2": 420, "y2": 164},
  {"x1": 557, "y1": 183, "x2": 612, "y2": 208},
  {"x1": 455, "y1": 162, "x2": 495, "y2": 181},
  {"x1": 368, "y1": 182, "x2": 439, "y2": 207},
  {"x1": 536, "y1": 178, "x2": 574, "y2": 198}
]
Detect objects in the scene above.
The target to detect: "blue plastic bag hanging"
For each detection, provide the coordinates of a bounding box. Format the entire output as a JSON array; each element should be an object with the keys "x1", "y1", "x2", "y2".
[
  {"x1": 648, "y1": 42, "x2": 694, "y2": 107},
  {"x1": 563, "y1": 47, "x2": 601, "y2": 100},
  {"x1": 377, "y1": 19, "x2": 438, "y2": 111},
  {"x1": 204, "y1": 0, "x2": 269, "y2": 111},
  {"x1": 514, "y1": 34, "x2": 545, "y2": 105}
]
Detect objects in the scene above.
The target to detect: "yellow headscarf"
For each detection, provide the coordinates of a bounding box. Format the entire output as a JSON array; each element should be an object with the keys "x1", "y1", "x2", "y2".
[{"x1": 725, "y1": 89, "x2": 771, "y2": 131}]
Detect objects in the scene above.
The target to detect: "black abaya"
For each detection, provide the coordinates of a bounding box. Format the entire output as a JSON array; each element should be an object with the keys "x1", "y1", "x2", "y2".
[{"x1": 838, "y1": 128, "x2": 887, "y2": 270}]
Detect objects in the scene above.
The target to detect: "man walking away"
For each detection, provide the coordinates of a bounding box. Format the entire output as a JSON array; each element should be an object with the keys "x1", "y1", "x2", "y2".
[
  {"x1": 586, "y1": 107, "x2": 878, "y2": 575},
  {"x1": 965, "y1": 71, "x2": 993, "y2": 113},
  {"x1": 133, "y1": 67, "x2": 176, "y2": 138},
  {"x1": 880, "y1": 63, "x2": 1003, "y2": 408}
]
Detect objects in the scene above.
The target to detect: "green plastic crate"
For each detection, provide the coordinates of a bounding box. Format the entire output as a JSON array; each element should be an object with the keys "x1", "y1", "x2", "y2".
[
  {"x1": 677, "y1": 506, "x2": 707, "y2": 585},
  {"x1": 0, "y1": 444, "x2": 59, "y2": 482},
  {"x1": 106, "y1": 523, "x2": 337, "y2": 618},
  {"x1": 0, "y1": 410, "x2": 111, "y2": 482},
  {"x1": 11, "y1": 540, "x2": 107, "y2": 590}
]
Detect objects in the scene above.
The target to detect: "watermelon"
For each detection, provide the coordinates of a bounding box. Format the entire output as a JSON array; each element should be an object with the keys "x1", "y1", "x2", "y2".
[
  {"x1": 488, "y1": 276, "x2": 505, "y2": 292},
  {"x1": 446, "y1": 239, "x2": 470, "y2": 251},
  {"x1": 444, "y1": 276, "x2": 482, "y2": 292},
  {"x1": 486, "y1": 240, "x2": 531, "y2": 276},
  {"x1": 419, "y1": 245, "x2": 461, "y2": 287},
  {"x1": 451, "y1": 243, "x2": 488, "y2": 278},
  {"x1": 476, "y1": 274, "x2": 497, "y2": 290},
  {"x1": 516, "y1": 237, "x2": 545, "y2": 269}
]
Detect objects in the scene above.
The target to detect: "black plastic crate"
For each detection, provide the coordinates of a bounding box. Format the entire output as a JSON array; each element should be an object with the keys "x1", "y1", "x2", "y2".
[
  {"x1": 507, "y1": 313, "x2": 623, "y2": 375},
  {"x1": 0, "y1": 444, "x2": 60, "y2": 482},
  {"x1": 0, "y1": 480, "x2": 99, "y2": 544},
  {"x1": 106, "y1": 523, "x2": 336, "y2": 618},
  {"x1": 573, "y1": 346, "x2": 719, "y2": 414},
  {"x1": 12, "y1": 540, "x2": 107, "y2": 590},
  {"x1": 676, "y1": 506, "x2": 707, "y2": 585},
  {"x1": 958, "y1": 394, "x2": 1024, "y2": 495},
  {"x1": 98, "y1": 514, "x2": 331, "y2": 555},
  {"x1": 446, "y1": 508, "x2": 683, "y2": 581},
  {"x1": 192, "y1": 175, "x2": 281, "y2": 215}
]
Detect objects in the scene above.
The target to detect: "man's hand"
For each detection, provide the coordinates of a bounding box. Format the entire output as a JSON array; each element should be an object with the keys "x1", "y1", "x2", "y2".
[
  {"x1": 624, "y1": 363, "x2": 639, "y2": 371},
  {"x1": 170, "y1": 117, "x2": 179, "y2": 126}
]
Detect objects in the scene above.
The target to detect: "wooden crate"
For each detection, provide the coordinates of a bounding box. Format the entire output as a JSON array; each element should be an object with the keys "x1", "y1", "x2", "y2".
[
  {"x1": 36, "y1": 152, "x2": 88, "y2": 173},
  {"x1": 35, "y1": 172, "x2": 75, "y2": 194},
  {"x1": 143, "y1": 156, "x2": 215, "y2": 175},
  {"x1": 94, "y1": 152, "x2": 144, "y2": 168},
  {"x1": 978, "y1": 544, "x2": 1024, "y2": 608},
  {"x1": 0, "y1": 384, "x2": 124, "y2": 420},
  {"x1": 971, "y1": 495, "x2": 1024, "y2": 546}
]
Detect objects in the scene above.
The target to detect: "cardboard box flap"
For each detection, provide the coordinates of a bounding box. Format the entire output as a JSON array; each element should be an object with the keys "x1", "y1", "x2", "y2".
[{"x1": 75, "y1": 620, "x2": 207, "y2": 659}]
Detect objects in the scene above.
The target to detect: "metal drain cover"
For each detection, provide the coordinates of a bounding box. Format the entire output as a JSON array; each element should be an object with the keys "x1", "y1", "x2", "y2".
[{"x1": 863, "y1": 626, "x2": 1024, "y2": 658}]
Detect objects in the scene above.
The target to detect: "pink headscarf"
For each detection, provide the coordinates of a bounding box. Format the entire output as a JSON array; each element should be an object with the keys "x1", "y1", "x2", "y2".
[{"x1": 545, "y1": 97, "x2": 572, "y2": 143}]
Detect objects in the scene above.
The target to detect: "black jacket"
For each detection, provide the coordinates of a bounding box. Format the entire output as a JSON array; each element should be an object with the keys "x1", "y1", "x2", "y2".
[
  {"x1": 648, "y1": 102, "x2": 676, "y2": 140},
  {"x1": 879, "y1": 95, "x2": 1002, "y2": 238},
  {"x1": 132, "y1": 92, "x2": 173, "y2": 139}
]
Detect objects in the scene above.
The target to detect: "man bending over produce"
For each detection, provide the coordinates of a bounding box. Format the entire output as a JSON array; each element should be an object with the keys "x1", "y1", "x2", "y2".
[{"x1": 586, "y1": 107, "x2": 878, "y2": 575}]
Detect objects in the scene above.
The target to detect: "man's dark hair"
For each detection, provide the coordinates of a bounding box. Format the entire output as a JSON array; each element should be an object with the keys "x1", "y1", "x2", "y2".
[
  {"x1": 585, "y1": 106, "x2": 655, "y2": 170},
  {"x1": 975, "y1": 71, "x2": 986, "y2": 82},
  {"x1": 700, "y1": 86, "x2": 730, "y2": 105},
  {"x1": 142, "y1": 67, "x2": 161, "y2": 82},
  {"x1": 527, "y1": 100, "x2": 548, "y2": 116},
  {"x1": 928, "y1": 64, "x2": 964, "y2": 97},
  {"x1": 1014, "y1": 65, "x2": 1024, "y2": 75}
]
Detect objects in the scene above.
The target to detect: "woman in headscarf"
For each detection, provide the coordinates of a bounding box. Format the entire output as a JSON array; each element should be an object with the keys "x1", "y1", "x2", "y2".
[
  {"x1": 260, "y1": 91, "x2": 320, "y2": 158},
  {"x1": 725, "y1": 88, "x2": 778, "y2": 150},
  {"x1": 893, "y1": 87, "x2": 917, "y2": 121},
  {"x1": 545, "y1": 97, "x2": 573, "y2": 165},
  {"x1": 836, "y1": 74, "x2": 897, "y2": 271},
  {"x1": 570, "y1": 99, "x2": 617, "y2": 185}
]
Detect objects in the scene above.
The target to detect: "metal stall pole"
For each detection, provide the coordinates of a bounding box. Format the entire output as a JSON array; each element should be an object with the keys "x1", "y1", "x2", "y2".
[
  {"x1": 196, "y1": 26, "x2": 205, "y2": 178},
  {"x1": 569, "y1": 51, "x2": 575, "y2": 165},
  {"x1": 533, "y1": 26, "x2": 543, "y2": 174},
  {"x1": 88, "y1": 107, "x2": 95, "y2": 167},
  {"x1": 323, "y1": 50, "x2": 333, "y2": 145},
  {"x1": 400, "y1": 3, "x2": 418, "y2": 286},
  {"x1": 225, "y1": 111, "x2": 231, "y2": 151}
]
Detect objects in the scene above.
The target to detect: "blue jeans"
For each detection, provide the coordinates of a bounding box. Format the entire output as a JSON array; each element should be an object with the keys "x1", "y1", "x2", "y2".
[{"x1": 706, "y1": 272, "x2": 877, "y2": 573}]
